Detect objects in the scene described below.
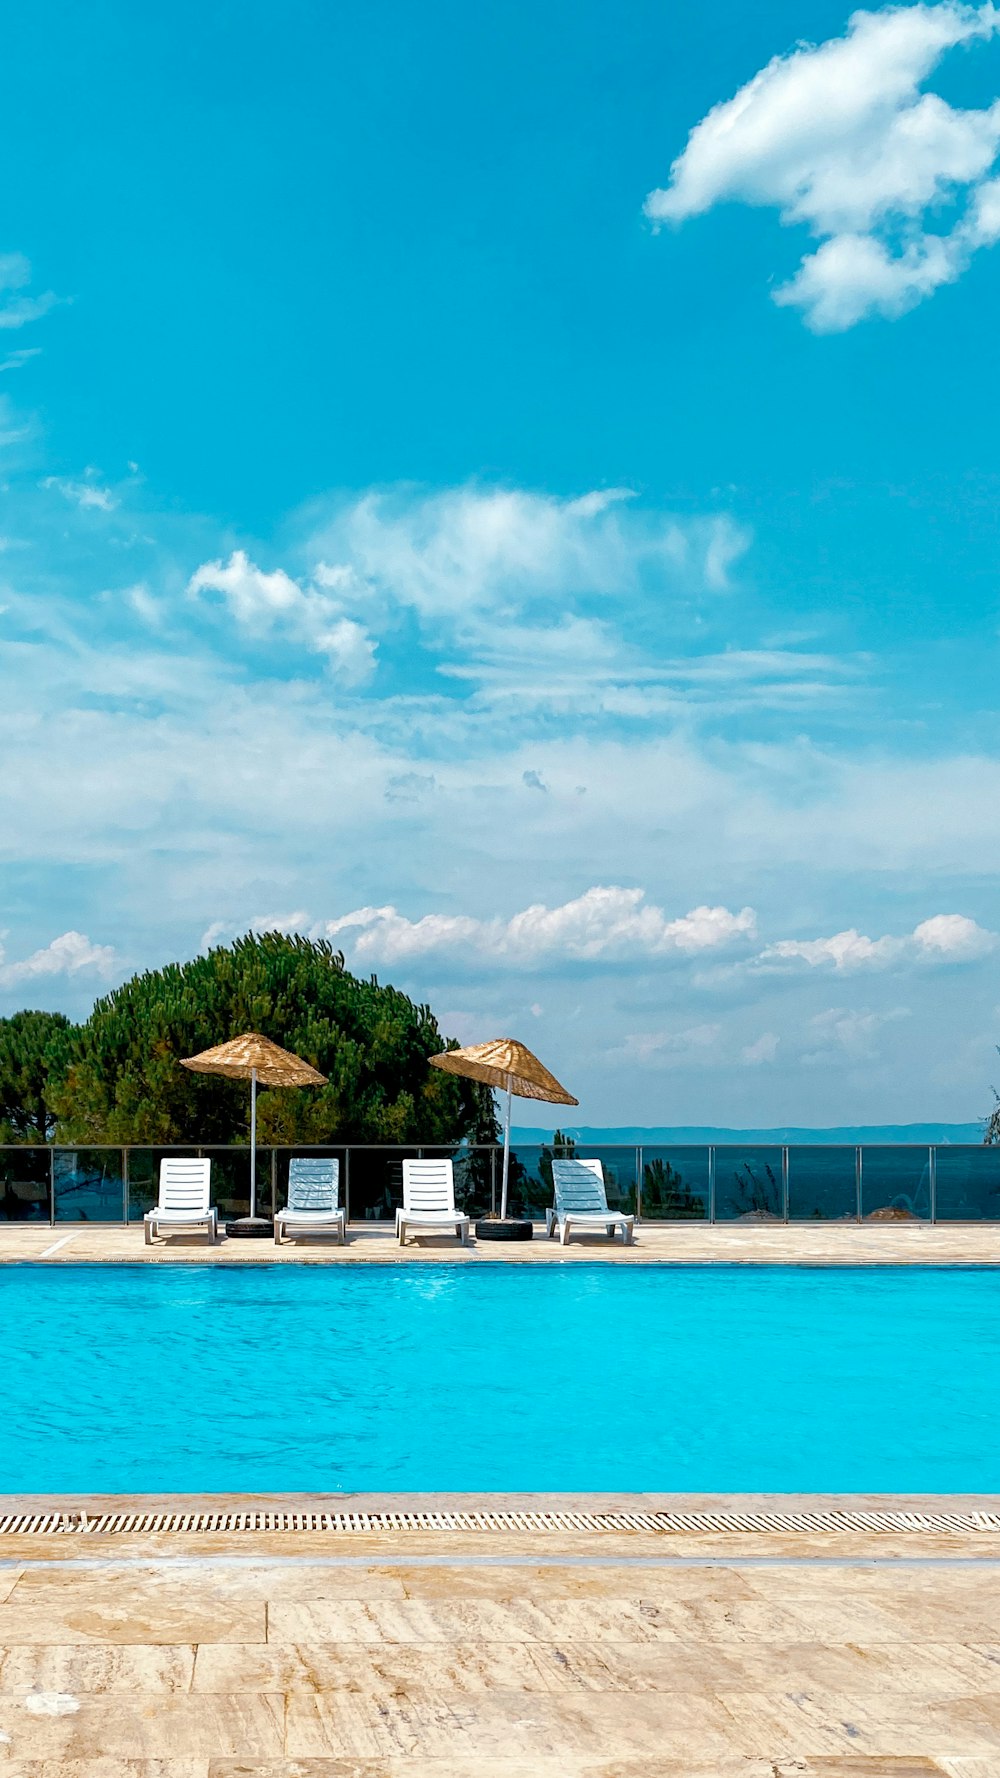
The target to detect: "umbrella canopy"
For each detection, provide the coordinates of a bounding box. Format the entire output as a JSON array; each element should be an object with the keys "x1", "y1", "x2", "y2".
[
  {"x1": 181, "y1": 1032, "x2": 326, "y2": 1089},
  {"x1": 429, "y1": 1039, "x2": 577, "y2": 1219},
  {"x1": 181, "y1": 1033, "x2": 327, "y2": 1219}
]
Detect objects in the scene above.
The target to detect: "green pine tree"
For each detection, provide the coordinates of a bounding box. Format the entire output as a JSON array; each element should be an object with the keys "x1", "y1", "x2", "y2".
[
  {"x1": 0, "y1": 1010, "x2": 75, "y2": 1142},
  {"x1": 50, "y1": 931, "x2": 497, "y2": 1145}
]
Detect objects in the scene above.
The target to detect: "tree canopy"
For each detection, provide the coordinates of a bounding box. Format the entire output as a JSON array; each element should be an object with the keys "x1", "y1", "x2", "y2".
[
  {"x1": 47, "y1": 932, "x2": 497, "y2": 1145},
  {"x1": 0, "y1": 1010, "x2": 74, "y2": 1142}
]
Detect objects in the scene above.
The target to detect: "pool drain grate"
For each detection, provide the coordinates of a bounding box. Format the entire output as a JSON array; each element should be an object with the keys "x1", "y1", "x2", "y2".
[{"x1": 1, "y1": 1506, "x2": 999, "y2": 1537}]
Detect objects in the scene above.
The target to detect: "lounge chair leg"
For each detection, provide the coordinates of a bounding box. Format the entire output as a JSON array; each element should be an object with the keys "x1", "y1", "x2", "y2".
[{"x1": 144, "y1": 1219, "x2": 153, "y2": 1246}]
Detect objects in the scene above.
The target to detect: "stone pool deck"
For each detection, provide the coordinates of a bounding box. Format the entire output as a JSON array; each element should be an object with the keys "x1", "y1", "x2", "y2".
[
  {"x1": 2, "y1": 1500, "x2": 1000, "y2": 1773},
  {"x1": 2, "y1": 1220, "x2": 1000, "y2": 1263}
]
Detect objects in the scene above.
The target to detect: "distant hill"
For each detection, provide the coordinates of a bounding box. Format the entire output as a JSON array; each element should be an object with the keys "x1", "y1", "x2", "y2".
[{"x1": 510, "y1": 1123, "x2": 986, "y2": 1146}]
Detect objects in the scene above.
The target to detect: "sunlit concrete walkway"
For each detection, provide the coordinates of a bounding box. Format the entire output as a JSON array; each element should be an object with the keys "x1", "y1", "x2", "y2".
[{"x1": 1, "y1": 1220, "x2": 999, "y2": 1264}]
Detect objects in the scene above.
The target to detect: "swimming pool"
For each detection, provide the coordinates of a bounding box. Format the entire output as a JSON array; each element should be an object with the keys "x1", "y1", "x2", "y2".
[{"x1": 2, "y1": 1263, "x2": 998, "y2": 1493}]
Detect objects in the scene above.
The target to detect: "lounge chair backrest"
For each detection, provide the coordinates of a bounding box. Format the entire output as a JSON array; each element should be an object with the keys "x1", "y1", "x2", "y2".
[
  {"x1": 402, "y1": 1158, "x2": 456, "y2": 1213},
  {"x1": 158, "y1": 1157, "x2": 211, "y2": 1213},
  {"x1": 287, "y1": 1157, "x2": 340, "y2": 1212},
  {"x1": 552, "y1": 1157, "x2": 608, "y2": 1214}
]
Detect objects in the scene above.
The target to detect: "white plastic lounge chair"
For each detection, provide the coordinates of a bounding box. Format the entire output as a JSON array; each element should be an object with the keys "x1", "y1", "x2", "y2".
[
  {"x1": 144, "y1": 1157, "x2": 217, "y2": 1245},
  {"x1": 397, "y1": 1158, "x2": 470, "y2": 1245},
  {"x1": 274, "y1": 1156, "x2": 346, "y2": 1245},
  {"x1": 547, "y1": 1157, "x2": 635, "y2": 1246}
]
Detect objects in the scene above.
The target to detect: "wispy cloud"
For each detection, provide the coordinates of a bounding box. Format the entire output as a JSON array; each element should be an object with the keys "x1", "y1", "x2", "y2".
[
  {"x1": 801, "y1": 1004, "x2": 912, "y2": 1063},
  {"x1": 0, "y1": 252, "x2": 59, "y2": 332},
  {"x1": 307, "y1": 485, "x2": 751, "y2": 638},
  {"x1": 646, "y1": 2, "x2": 1000, "y2": 329},
  {"x1": 0, "y1": 346, "x2": 41, "y2": 373},
  {"x1": 619, "y1": 1023, "x2": 724, "y2": 1066},
  {"x1": 43, "y1": 474, "x2": 118, "y2": 513}
]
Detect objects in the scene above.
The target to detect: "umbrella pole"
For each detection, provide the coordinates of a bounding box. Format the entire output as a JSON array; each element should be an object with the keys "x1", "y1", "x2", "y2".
[
  {"x1": 500, "y1": 1077, "x2": 512, "y2": 1219},
  {"x1": 250, "y1": 1066, "x2": 257, "y2": 1219}
]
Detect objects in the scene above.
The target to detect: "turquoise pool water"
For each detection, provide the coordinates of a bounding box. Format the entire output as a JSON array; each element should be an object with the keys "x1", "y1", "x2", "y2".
[{"x1": 2, "y1": 1263, "x2": 998, "y2": 1493}]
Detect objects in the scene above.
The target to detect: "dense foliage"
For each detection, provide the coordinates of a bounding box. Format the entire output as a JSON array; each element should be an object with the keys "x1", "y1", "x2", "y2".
[
  {"x1": 45, "y1": 932, "x2": 496, "y2": 1145},
  {"x1": 0, "y1": 1010, "x2": 74, "y2": 1142}
]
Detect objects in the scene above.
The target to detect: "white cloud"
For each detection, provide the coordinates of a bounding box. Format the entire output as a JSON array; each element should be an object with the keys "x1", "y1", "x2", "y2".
[
  {"x1": 314, "y1": 486, "x2": 639, "y2": 619},
  {"x1": 322, "y1": 887, "x2": 758, "y2": 968},
  {"x1": 188, "y1": 549, "x2": 376, "y2": 683},
  {"x1": 310, "y1": 485, "x2": 750, "y2": 623},
  {"x1": 200, "y1": 910, "x2": 310, "y2": 952},
  {"x1": 0, "y1": 930, "x2": 116, "y2": 990},
  {"x1": 755, "y1": 912, "x2": 996, "y2": 971},
  {"x1": 911, "y1": 911, "x2": 997, "y2": 957},
  {"x1": 43, "y1": 475, "x2": 117, "y2": 513},
  {"x1": 645, "y1": 2, "x2": 1000, "y2": 329},
  {"x1": 741, "y1": 1031, "x2": 781, "y2": 1064}
]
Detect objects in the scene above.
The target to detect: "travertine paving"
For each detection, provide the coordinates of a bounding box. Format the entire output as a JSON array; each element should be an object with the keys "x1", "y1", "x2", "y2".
[
  {"x1": 1, "y1": 1221, "x2": 999, "y2": 1264},
  {"x1": 1, "y1": 1527, "x2": 999, "y2": 1772}
]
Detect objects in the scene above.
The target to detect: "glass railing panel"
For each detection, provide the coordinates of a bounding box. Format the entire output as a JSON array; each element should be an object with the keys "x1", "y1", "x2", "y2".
[
  {"x1": 274, "y1": 1148, "x2": 347, "y2": 1215},
  {"x1": 713, "y1": 1146, "x2": 784, "y2": 1221},
  {"x1": 126, "y1": 1148, "x2": 200, "y2": 1221},
  {"x1": 419, "y1": 1145, "x2": 493, "y2": 1217},
  {"x1": 573, "y1": 1147, "x2": 638, "y2": 1216},
  {"x1": 0, "y1": 1147, "x2": 52, "y2": 1222},
  {"x1": 497, "y1": 1145, "x2": 546, "y2": 1219},
  {"x1": 348, "y1": 1148, "x2": 420, "y2": 1222},
  {"x1": 787, "y1": 1146, "x2": 858, "y2": 1221},
  {"x1": 933, "y1": 1146, "x2": 1000, "y2": 1221},
  {"x1": 502, "y1": 1143, "x2": 639, "y2": 1222},
  {"x1": 198, "y1": 1147, "x2": 268, "y2": 1222},
  {"x1": 860, "y1": 1146, "x2": 931, "y2": 1221},
  {"x1": 53, "y1": 1148, "x2": 124, "y2": 1221},
  {"x1": 638, "y1": 1146, "x2": 710, "y2": 1220}
]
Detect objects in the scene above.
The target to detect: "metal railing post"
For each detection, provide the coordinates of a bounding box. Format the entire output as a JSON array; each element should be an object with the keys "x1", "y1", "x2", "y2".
[
  {"x1": 636, "y1": 1145, "x2": 642, "y2": 1224},
  {"x1": 782, "y1": 1146, "x2": 789, "y2": 1222},
  {"x1": 344, "y1": 1147, "x2": 351, "y2": 1223},
  {"x1": 122, "y1": 1147, "x2": 129, "y2": 1226},
  {"x1": 855, "y1": 1146, "x2": 863, "y2": 1222},
  {"x1": 929, "y1": 1144, "x2": 936, "y2": 1223},
  {"x1": 709, "y1": 1146, "x2": 716, "y2": 1223},
  {"x1": 50, "y1": 1145, "x2": 55, "y2": 1226},
  {"x1": 271, "y1": 1148, "x2": 277, "y2": 1219}
]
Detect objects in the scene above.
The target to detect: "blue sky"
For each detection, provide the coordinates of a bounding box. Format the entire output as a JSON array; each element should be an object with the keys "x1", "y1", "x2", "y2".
[{"x1": 2, "y1": 0, "x2": 1000, "y2": 1125}]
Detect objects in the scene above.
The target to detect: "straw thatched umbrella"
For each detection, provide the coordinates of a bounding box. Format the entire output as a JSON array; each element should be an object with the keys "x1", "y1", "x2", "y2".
[
  {"x1": 181, "y1": 1033, "x2": 326, "y2": 1222},
  {"x1": 429, "y1": 1038, "x2": 578, "y2": 1220}
]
